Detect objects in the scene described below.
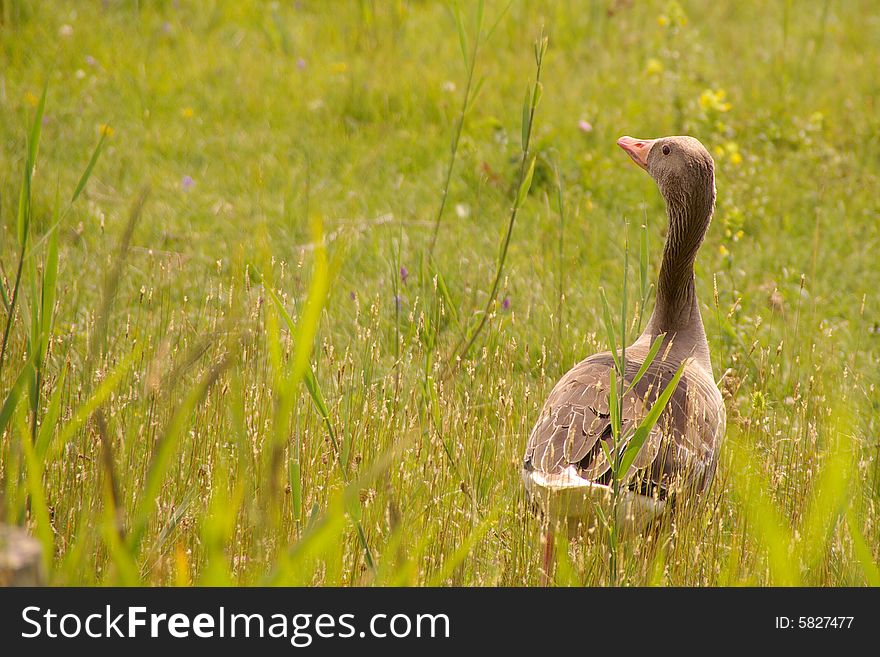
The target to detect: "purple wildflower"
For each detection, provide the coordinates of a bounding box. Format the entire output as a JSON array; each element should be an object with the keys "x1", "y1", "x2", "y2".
[
  {"x1": 85, "y1": 55, "x2": 97, "y2": 67},
  {"x1": 349, "y1": 291, "x2": 356, "y2": 301},
  {"x1": 181, "y1": 175, "x2": 195, "y2": 191},
  {"x1": 296, "y1": 58, "x2": 307, "y2": 70},
  {"x1": 578, "y1": 119, "x2": 593, "y2": 133},
  {"x1": 400, "y1": 266, "x2": 408, "y2": 284},
  {"x1": 502, "y1": 296, "x2": 511, "y2": 311}
]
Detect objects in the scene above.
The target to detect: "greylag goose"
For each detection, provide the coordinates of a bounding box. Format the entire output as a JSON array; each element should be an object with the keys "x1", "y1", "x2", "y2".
[{"x1": 523, "y1": 135, "x2": 726, "y2": 535}]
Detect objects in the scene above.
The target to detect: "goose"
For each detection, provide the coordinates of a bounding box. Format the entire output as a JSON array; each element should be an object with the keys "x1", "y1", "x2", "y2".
[{"x1": 522, "y1": 135, "x2": 726, "y2": 546}]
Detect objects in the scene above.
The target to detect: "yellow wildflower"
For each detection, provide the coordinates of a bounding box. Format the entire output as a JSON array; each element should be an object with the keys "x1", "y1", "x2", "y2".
[
  {"x1": 181, "y1": 107, "x2": 194, "y2": 119},
  {"x1": 99, "y1": 123, "x2": 114, "y2": 137},
  {"x1": 699, "y1": 89, "x2": 732, "y2": 113},
  {"x1": 657, "y1": 14, "x2": 669, "y2": 27},
  {"x1": 331, "y1": 62, "x2": 349, "y2": 74},
  {"x1": 719, "y1": 245, "x2": 729, "y2": 257},
  {"x1": 645, "y1": 58, "x2": 664, "y2": 77},
  {"x1": 698, "y1": 91, "x2": 712, "y2": 110},
  {"x1": 730, "y1": 152, "x2": 743, "y2": 165},
  {"x1": 24, "y1": 91, "x2": 39, "y2": 107},
  {"x1": 666, "y1": 1, "x2": 688, "y2": 27}
]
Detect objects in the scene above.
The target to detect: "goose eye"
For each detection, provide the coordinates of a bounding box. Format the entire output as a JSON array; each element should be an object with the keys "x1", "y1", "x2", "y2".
[{"x1": 662, "y1": 145, "x2": 671, "y2": 155}]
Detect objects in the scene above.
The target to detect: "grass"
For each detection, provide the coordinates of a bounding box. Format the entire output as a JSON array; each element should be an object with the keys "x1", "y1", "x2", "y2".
[{"x1": 1, "y1": 0, "x2": 878, "y2": 586}]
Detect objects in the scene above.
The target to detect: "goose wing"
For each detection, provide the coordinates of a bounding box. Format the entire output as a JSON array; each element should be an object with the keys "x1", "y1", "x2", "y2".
[{"x1": 524, "y1": 352, "x2": 723, "y2": 496}]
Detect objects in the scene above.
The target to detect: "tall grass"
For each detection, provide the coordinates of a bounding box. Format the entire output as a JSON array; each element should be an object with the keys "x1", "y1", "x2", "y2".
[{"x1": 1, "y1": 0, "x2": 878, "y2": 586}]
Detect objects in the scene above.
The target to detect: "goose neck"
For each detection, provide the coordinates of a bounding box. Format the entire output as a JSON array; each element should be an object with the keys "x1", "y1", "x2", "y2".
[{"x1": 645, "y1": 189, "x2": 714, "y2": 367}]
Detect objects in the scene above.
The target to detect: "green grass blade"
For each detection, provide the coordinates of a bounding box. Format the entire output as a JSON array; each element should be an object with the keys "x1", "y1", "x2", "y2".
[
  {"x1": 444, "y1": 31, "x2": 545, "y2": 368},
  {"x1": 70, "y1": 131, "x2": 107, "y2": 204},
  {"x1": 516, "y1": 154, "x2": 536, "y2": 208},
  {"x1": 599, "y1": 288, "x2": 621, "y2": 372},
  {"x1": 465, "y1": 75, "x2": 485, "y2": 114},
  {"x1": 289, "y1": 215, "x2": 330, "y2": 395},
  {"x1": 520, "y1": 84, "x2": 530, "y2": 150},
  {"x1": 40, "y1": 223, "x2": 59, "y2": 362},
  {"x1": 101, "y1": 488, "x2": 139, "y2": 586},
  {"x1": 35, "y1": 364, "x2": 67, "y2": 462},
  {"x1": 846, "y1": 510, "x2": 880, "y2": 586},
  {"x1": 0, "y1": 362, "x2": 31, "y2": 436},
  {"x1": 261, "y1": 251, "x2": 373, "y2": 569},
  {"x1": 727, "y1": 433, "x2": 799, "y2": 585},
  {"x1": 303, "y1": 367, "x2": 340, "y2": 453},
  {"x1": 433, "y1": 265, "x2": 460, "y2": 327},
  {"x1": 453, "y1": 3, "x2": 467, "y2": 64},
  {"x1": 598, "y1": 434, "x2": 613, "y2": 467},
  {"x1": 800, "y1": 423, "x2": 853, "y2": 574},
  {"x1": 288, "y1": 459, "x2": 302, "y2": 522},
  {"x1": 268, "y1": 492, "x2": 349, "y2": 586},
  {"x1": 617, "y1": 360, "x2": 685, "y2": 477},
  {"x1": 609, "y1": 367, "x2": 621, "y2": 442},
  {"x1": 639, "y1": 220, "x2": 649, "y2": 321},
  {"x1": 16, "y1": 164, "x2": 29, "y2": 245},
  {"x1": 130, "y1": 354, "x2": 231, "y2": 553},
  {"x1": 53, "y1": 344, "x2": 142, "y2": 458},
  {"x1": 263, "y1": 281, "x2": 339, "y2": 454},
  {"x1": 0, "y1": 81, "x2": 48, "y2": 378},
  {"x1": 428, "y1": 507, "x2": 498, "y2": 586},
  {"x1": 625, "y1": 333, "x2": 666, "y2": 395},
  {"x1": 21, "y1": 408, "x2": 54, "y2": 576},
  {"x1": 0, "y1": 268, "x2": 8, "y2": 312}
]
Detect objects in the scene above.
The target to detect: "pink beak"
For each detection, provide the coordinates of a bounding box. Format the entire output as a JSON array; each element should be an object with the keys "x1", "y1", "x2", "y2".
[{"x1": 617, "y1": 136, "x2": 656, "y2": 170}]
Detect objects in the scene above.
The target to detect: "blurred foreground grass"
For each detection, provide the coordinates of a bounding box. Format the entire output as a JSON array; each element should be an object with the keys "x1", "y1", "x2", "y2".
[{"x1": 1, "y1": 0, "x2": 878, "y2": 585}]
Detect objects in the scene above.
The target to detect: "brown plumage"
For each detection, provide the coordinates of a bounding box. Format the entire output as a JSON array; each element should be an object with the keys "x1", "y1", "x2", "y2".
[{"x1": 523, "y1": 135, "x2": 726, "y2": 531}]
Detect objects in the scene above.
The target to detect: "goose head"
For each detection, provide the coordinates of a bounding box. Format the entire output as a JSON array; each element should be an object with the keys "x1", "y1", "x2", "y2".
[
  {"x1": 617, "y1": 136, "x2": 715, "y2": 219},
  {"x1": 617, "y1": 135, "x2": 714, "y2": 202},
  {"x1": 617, "y1": 134, "x2": 716, "y2": 243}
]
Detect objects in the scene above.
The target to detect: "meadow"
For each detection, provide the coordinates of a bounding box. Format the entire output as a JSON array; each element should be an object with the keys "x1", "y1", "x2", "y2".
[{"x1": 1, "y1": 0, "x2": 878, "y2": 586}]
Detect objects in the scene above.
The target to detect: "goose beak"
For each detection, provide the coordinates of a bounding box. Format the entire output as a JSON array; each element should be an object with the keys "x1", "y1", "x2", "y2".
[{"x1": 617, "y1": 136, "x2": 655, "y2": 170}]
